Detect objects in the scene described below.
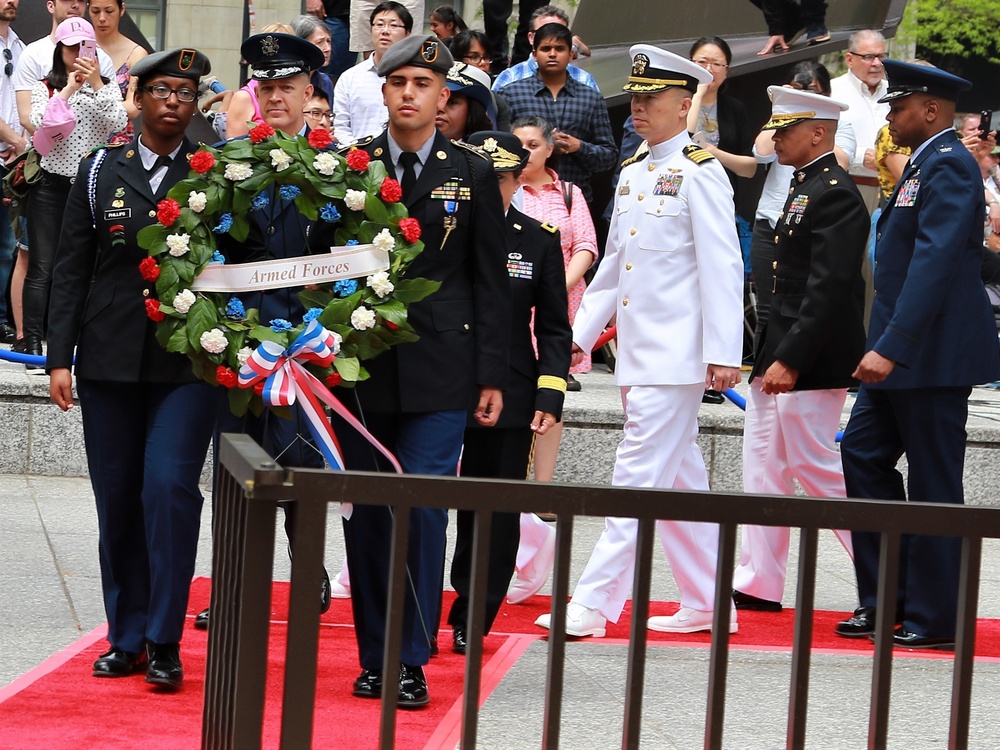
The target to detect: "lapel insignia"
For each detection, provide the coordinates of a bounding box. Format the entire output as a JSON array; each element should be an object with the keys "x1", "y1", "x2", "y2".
[
  {"x1": 115, "y1": 187, "x2": 125, "y2": 198},
  {"x1": 652, "y1": 173, "x2": 683, "y2": 197},
  {"x1": 437, "y1": 150, "x2": 447, "y2": 160},
  {"x1": 374, "y1": 147, "x2": 383, "y2": 157},
  {"x1": 895, "y1": 178, "x2": 920, "y2": 207},
  {"x1": 126, "y1": 150, "x2": 135, "y2": 158},
  {"x1": 796, "y1": 171, "x2": 805, "y2": 183}
]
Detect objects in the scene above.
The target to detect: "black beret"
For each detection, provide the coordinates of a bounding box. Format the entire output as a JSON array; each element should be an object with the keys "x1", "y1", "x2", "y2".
[
  {"x1": 131, "y1": 48, "x2": 211, "y2": 82},
  {"x1": 377, "y1": 35, "x2": 453, "y2": 77}
]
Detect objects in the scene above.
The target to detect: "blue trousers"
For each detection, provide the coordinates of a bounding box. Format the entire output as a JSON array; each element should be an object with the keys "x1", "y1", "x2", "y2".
[
  {"x1": 337, "y1": 409, "x2": 465, "y2": 669},
  {"x1": 78, "y1": 379, "x2": 221, "y2": 652},
  {"x1": 841, "y1": 385, "x2": 969, "y2": 638}
]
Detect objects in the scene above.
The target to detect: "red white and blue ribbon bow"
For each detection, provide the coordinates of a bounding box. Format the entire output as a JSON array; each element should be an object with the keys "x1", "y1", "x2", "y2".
[{"x1": 238, "y1": 320, "x2": 401, "y2": 515}]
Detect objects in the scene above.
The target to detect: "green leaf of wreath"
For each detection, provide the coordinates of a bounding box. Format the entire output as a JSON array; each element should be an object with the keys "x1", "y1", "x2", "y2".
[{"x1": 186, "y1": 298, "x2": 218, "y2": 350}]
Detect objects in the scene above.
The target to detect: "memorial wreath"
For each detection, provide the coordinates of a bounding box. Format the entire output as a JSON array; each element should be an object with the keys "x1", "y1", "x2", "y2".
[{"x1": 136, "y1": 123, "x2": 438, "y2": 420}]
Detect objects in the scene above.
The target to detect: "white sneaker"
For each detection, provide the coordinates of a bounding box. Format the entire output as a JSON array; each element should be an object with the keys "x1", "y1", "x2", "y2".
[
  {"x1": 647, "y1": 607, "x2": 738, "y2": 634},
  {"x1": 329, "y1": 580, "x2": 351, "y2": 599},
  {"x1": 534, "y1": 602, "x2": 606, "y2": 637},
  {"x1": 507, "y1": 525, "x2": 556, "y2": 604}
]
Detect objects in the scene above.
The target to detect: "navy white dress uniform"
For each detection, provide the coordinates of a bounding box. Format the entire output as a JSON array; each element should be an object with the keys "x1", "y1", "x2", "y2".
[
  {"x1": 447, "y1": 131, "x2": 572, "y2": 642},
  {"x1": 839, "y1": 61, "x2": 1000, "y2": 645},
  {"x1": 215, "y1": 34, "x2": 329, "y2": 509},
  {"x1": 328, "y1": 37, "x2": 511, "y2": 699},
  {"x1": 732, "y1": 88, "x2": 867, "y2": 610},
  {"x1": 537, "y1": 47, "x2": 745, "y2": 638},
  {"x1": 45, "y1": 49, "x2": 229, "y2": 687}
]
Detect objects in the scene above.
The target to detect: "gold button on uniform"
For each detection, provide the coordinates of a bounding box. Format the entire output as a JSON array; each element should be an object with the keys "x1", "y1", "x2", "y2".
[
  {"x1": 142, "y1": 289, "x2": 150, "y2": 297},
  {"x1": 622, "y1": 298, "x2": 629, "y2": 307},
  {"x1": 463, "y1": 323, "x2": 470, "y2": 330},
  {"x1": 148, "y1": 210, "x2": 156, "y2": 218},
  {"x1": 625, "y1": 262, "x2": 632, "y2": 270},
  {"x1": 630, "y1": 228, "x2": 636, "y2": 236},
  {"x1": 637, "y1": 193, "x2": 644, "y2": 201}
]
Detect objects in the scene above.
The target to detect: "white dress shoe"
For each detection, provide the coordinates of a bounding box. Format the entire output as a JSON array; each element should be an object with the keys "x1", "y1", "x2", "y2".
[
  {"x1": 507, "y1": 525, "x2": 556, "y2": 604},
  {"x1": 329, "y1": 580, "x2": 351, "y2": 599},
  {"x1": 647, "y1": 607, "x2": 738, "y2": 634},
  {"x1": 534, "y1": 602, "x2": 607, "y2": 637}
]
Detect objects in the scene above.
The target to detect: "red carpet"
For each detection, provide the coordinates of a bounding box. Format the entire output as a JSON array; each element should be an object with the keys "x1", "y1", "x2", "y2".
[{"x1": 1, "y1": 576, "x2": 998, "y2": 749}]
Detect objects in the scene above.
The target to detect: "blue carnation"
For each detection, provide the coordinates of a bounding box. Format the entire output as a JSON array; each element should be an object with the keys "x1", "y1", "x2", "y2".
[
  {"x1": 209, "y1": 250, "x2": 226, "y2": 265},
  {"x1": 346, "y1": 239, "x2": 359, "y2": 246},
  {"x1": 251, "y1": 194, "x2": 269, "y2": 211},
  {"x1": 279, "y1": 185, "x2": 301, "y2": 201},
  {"x1": 303, "y1": 307, "x2": 323, "y2": 323},
  {"x1": 319, "y1": 203, "x2": 341, "y2": 223},
  {"x1": 225, "y1": 297, "x2": 246, "y2": 320},
  {"x1": 270, "y1": 318, "x2": 293, "y2": 332},
  {"x1": 334, "y1": 279, "x2": 358, "y2": 297},
  {"x1": 213, "y1": 213, "x2": 233, "y2": 234}
]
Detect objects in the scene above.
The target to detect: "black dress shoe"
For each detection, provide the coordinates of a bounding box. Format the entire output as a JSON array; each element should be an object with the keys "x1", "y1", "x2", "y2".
[
  {"x1": 10, "y1": 337, "x2": 27, "y2": 353},
  {"x1": 891, "y1": 628, "x2": 955, "y2": 651},
  {"x1": 702, "y1": 389, "x2": 725, "y2": 404},
  {"x1": 145, "y1": 643, "x2": 183, "y2": 689},
  {"x1": 732, "y1": 589, "x2": 783, "y2": 612},
  {"x1": 834, "y1": 606, "x2": 877, "y2": 638},
  {"x1": 566, "y1": 374, "x2": 582, "y2": 392},
  {"x1": 452, "y1": 625, "x2": 467, "y2": 655},
  {"x1": 320, "y1": 567, "x2": 332, "y2": 614},
  {"x1": 398, "y1": 664, "x2": 429, "y2": 708},
  {"x1": 194, "y1": 608, "x2": 209, "y2": 630},
  {"x1": 352, "y1": 668, "x2": 383, "y2": 698},
  {"x1": 92, "y1": 647, "x2": 146, "y2": 678},
  {"x1": 0, "y1": 323, "x2": 15, "y2": 344},
  {"x1": 430, "y1": 635, "x2": 438, "y2": 656},
  {"x1": 22, "y1": 335, "x2": 42, "y2": 372}
]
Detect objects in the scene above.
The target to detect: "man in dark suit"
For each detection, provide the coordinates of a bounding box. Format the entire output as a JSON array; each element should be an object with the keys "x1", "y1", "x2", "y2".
[
  {"x1": 204, "y1": 33, "x2": 332, "y2": 631},
  {"x1": 731, "y1": 86, "x2": 867, "y2": 612},
  {"x1": 837, "y1": 61, "x2": 1000, "y2": 649},
  {"x1": 335, "y1": 36, "x2": 511, "y2": 708},
  {"x1": 446, "y1": 130, "x2": 571, "y2": 653}
]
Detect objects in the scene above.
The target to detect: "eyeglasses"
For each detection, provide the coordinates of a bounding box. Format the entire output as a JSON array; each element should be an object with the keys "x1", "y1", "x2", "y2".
[
  {"x1": 849, "y1": 52, "x2": 885, "y2": 63},
  {"x1": 141, "y1": 84, "x2": 198, "y2": 103},
  {"x1": 372, "y1": 21, "x2": 406, "y2": 30},
  {"x1": 304, "y1": 109, "x2": 333, "y2": 120},
  {"x1": 693, "y1": 58, "x2": 727, "y2": 70},
  {"x1": 3, "y1": 49, "x2": 11, "y2": 78},
  {"x1": 462, "y1": 53, "x2": 487, "y2": 63}
]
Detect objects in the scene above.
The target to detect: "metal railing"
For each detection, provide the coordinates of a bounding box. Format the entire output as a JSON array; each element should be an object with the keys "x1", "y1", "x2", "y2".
[{"x1": 203, "y1": 433, "x2": 1000, "y2": 750}]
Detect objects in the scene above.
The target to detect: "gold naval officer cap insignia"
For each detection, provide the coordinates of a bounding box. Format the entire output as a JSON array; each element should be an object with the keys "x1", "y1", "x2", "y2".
[{"x1": 632, "y1": 53, "x2": 649, "y2": 76}]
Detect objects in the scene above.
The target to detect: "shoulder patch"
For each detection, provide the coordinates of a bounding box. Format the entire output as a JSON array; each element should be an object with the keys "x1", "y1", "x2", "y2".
[
  {"x1": 454, "y1": 140, "x2": 490, "y2": 160},
  {"x1": 540, "y1": 222, "x2": 559, "y2": 234},
  {"x1": 337, "y1": 135, "x2": 375, "y2": 155},
  {"x1": 683, "y1": 143, "x2": 715, "y2": 165},
  {"x1": 621, "y1": 141, "x2": 649, "y2": 168}
]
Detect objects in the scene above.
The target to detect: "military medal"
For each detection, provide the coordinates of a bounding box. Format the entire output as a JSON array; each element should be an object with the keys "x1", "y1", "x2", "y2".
[
  {"x1": 441, "y1": 200, "x2": 458, "y2": 249},
  {"x1": 895, "y1": 178, "x2": 920, "y2": 207},
  {"x1": 653, "y1": 173, "x2": 683, "y2": 197}
]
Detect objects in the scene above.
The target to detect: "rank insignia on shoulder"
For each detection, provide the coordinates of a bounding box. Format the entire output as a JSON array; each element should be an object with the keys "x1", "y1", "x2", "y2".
[
  {"x1": 338, "y1": 135, "x2": 375, "y2": 154},
  {"x1": 455, "y1": 141, "x2": 490, "y2": 160},
  {"x1": 621, "y1": 142, "x2": 649, "y2": 168},
  {"x1": 683, "y1": 143, "x2": 715, "y2": 164},
  {"x1": 91, "y1": 141, "x2": 125, "y2": 155},
  {"x1": 540, "y1": 222, "x2": 559, "y2": 234}
]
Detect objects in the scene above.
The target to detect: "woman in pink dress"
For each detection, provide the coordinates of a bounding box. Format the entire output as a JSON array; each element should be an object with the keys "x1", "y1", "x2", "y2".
[{"x1": 513, "y1": 115, "x2": 597, "y2": 480}]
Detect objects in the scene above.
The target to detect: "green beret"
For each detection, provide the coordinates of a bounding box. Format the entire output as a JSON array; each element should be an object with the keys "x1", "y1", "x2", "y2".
[{"x1": 377, "y1": 35, "x2": 453, "y2": 77}]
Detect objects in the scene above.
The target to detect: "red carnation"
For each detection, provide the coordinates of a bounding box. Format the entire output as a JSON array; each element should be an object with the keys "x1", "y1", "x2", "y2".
[
  {"x1": 325, "y1": 372, "x2": 342, "y2": 388},
  {"x1": 398, "y1": 217, "x2": 421, "y2": 244},
  {"x1": 253, "y1": 380, "x2": 266, "y2": 396},
  {"x1": 190, "y1": 150, "x2": 215, "y2": 174},
  {"x1": 308, "y1": 128, "x2": 334, "y2": 150},
  {"x1": 156, "y1": 198, "x2": 182, "y2": 227},
  {"x1": 379, "y1": 177, "x2": 402, "y2": 203},
  {"x1": 345, "y1": 147, "x2": 370, "y2": 171},
  {"x1": 216, "y1": 366, "x2": 239, "y2": 388},
  {"x1": 138, "y1": 256, "x2": 160, "y2": 282},
  {"x1": 144, "y1": 298, "x2": 165, "y2": 322},
  {"x1": 249, "y1": 122, "x2": 275, "y2": 143},
  {"x1": 384, "y1": 320, "x2": 399, "y2": 331}
]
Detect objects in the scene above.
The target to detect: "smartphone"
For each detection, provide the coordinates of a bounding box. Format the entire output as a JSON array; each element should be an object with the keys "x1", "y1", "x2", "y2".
[
  {"x1": 79, "y1": 38, "x2": 96, "y2": 62},
  {"x1": 980, "y1": 110, "x2": 992, "y2": 141}
]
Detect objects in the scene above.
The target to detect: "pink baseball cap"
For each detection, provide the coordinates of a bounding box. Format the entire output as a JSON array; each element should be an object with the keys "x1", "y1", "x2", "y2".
[{"x1": 54, "y1": 18, "x2": 96, "y2": 46}]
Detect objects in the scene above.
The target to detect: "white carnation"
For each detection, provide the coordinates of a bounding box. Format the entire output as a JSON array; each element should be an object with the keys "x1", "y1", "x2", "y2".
[
  {"x1": 200, "y1": 328, "x2": 228, "y2": 354},
  {"x1": 330, "y1": 331, "x2": 343, "y2": 355},
  {"x1": 224, "y1": 162, "x2": 254, "y2": 181},
  {"x1": 270, "y1": 148, "x2": 292, "y2": 171},
  {"x1": 344, "y1": 189, "x2": 367, "y2": 211},
  {"x1": 350, "y1": 306, "x2": 376, "y2": 331},
  {"x1": 172, "y1": 289, "x2": 196, "y2": 314},
  {"x1": 188, "y1": 191, "x2": 207, "y2": 213},
  {"x1": 372, "y1": 228, "x2": 395, "y2": 254},
  {"x1": 166, "y1": 233, "x2": 190, "y2": 257},
  {"x1": 236, "y1": 346, "x2": 254, "y2": 367},
  {"x1": 366, "y1": 270, "x2": 394, "y2": 298},
  {"x1": 313, "y1": 152, "x2": 338, "y2": 176}
]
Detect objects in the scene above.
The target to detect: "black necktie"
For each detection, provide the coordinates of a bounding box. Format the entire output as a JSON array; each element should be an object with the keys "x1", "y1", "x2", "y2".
[
  {"x1": 147, "y1": 154, "x2": 172, "y2": 174},
  {"x1": 398, "y1": 152, "x2": 418, "y2": 200}
]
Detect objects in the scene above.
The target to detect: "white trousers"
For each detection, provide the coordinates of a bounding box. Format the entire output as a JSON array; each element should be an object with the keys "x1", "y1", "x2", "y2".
[
  {"x1": 516, "y1": 512, "x2": 553, "y2": 575},
  {"x1": 732, "y1": 381, "x2": 853, "y2": 603},
  {"x1": 572, "y1": 384, "x2": 722, "y2": 622}
]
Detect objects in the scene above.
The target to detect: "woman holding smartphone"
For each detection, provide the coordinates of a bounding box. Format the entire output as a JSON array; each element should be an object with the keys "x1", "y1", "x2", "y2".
[
  {"x1": 21, "y1": 18, "x2": 127, "y2": 366},
  {"x1": 89, "y1": 0, "x2": 148, "y2": 140}
]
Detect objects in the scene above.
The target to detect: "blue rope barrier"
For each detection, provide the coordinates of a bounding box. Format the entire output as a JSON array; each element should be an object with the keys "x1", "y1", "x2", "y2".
[{"x1": 0, "y1": 348, "x2": 49, "y2": 367}]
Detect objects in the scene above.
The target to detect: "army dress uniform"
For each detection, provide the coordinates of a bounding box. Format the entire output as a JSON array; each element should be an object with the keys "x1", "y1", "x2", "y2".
[
  {"x1": 449, "y1": 172, "x2": 572, "y2": 637},
  {"x1": 568, "y1": 70, "x2": 745, "y2": 626},
  {"x1": 733, "y1": 87, "x2": 869, "y2": 606}
]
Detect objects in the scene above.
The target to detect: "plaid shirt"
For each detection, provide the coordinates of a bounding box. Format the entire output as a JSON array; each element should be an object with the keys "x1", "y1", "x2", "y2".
[{"x1": 497, "y1": 73, "x2": 616, "y2": 202}]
